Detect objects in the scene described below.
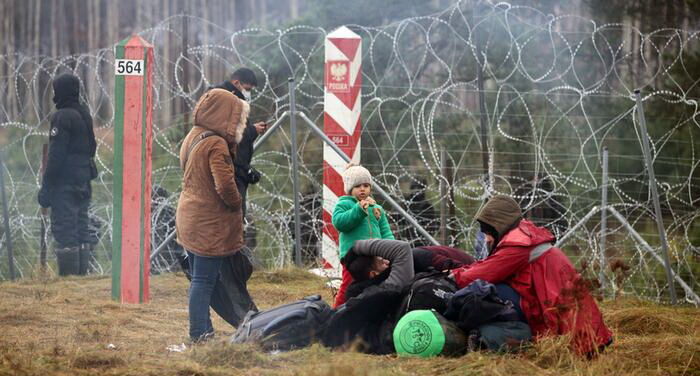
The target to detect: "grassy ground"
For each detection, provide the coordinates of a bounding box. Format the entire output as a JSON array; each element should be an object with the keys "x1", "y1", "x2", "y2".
[{"x1": 0, "y1": 269, "x2": 698, "y2": 376}]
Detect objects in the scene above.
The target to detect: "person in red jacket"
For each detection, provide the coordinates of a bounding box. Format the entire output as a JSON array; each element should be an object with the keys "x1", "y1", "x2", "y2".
[{"x1": 450, "y1": 195, "x2": 612, "y2": 356}]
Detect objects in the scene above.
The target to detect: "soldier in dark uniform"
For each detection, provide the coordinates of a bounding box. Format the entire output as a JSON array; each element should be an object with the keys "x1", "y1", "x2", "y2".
[{"x1": 38, "y1": 73, "x2": 98, "y2": 276}]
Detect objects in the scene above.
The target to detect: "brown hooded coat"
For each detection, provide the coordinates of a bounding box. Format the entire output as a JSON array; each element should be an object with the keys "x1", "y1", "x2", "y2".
[{"x1": 176, "y1": 89, "x2": 249, "y2": 257}]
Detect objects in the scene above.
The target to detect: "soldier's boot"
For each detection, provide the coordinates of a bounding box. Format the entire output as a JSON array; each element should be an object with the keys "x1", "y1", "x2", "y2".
[
  {"x1": 79, "y1": 243, "x2": 95, "y2": 276},
  {"x1": 56, "y1": 247, "x2": 80, "y2": 276}
]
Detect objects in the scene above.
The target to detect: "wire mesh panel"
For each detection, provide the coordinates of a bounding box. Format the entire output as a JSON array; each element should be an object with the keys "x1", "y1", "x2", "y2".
[{"x1": 0, "y1": 1, "x2": 698, "y2": 304}]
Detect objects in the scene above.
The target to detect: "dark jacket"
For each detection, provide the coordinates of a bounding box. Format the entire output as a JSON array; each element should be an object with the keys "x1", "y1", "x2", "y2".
[
  {"x1": 212, "y1": 81, "x2": 259, "y2": 186},
  {"x1": 43, "y1": 74, "x2": 97, "y2": 188}
]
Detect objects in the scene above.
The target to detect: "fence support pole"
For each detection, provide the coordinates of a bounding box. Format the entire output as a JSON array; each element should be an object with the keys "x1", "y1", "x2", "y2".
[
  {"x1": 474, "y1": 4, "x2": 490, "y2": 188},
  {"x1": 608, "y1": 207, "x2": 698, "y2": 305},
  {"x1": 439, "y1": 149, "x2": 447, "y2": 244},
  {"x1": 599, "y1": 147, "x2": 609, "y2": 291},
  {"x1": 0, "y1": 154, "x2": 15, "y2": 280},
  {"x1": 634, "y1": 90, "x2": 677, "y2": 304},
  {"x1": 39, "y1": 144, "x2": 48, "y2": 274},
  {"x1": 555, "y1": 206, "x2": 600, "y2": 248},
  {"x1": 289, "y1": 79, "x2": 303, "y2": 267},
  {"x1": 252, "y1": 112, "x2": 289, "y2": 151},
  {"x1": 299, "y1": 112, "x2": 440, "y2": 246}
]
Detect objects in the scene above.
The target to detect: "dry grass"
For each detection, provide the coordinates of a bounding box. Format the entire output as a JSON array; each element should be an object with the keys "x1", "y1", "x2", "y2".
[{"x1": 0, "y1": 269, "x2": 698, "y2": 376}]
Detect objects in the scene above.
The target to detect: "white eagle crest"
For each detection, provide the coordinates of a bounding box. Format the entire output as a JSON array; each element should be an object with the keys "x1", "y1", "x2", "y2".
[{"x1": 330, "y1": 63, "x2": 347, "y2": 82}]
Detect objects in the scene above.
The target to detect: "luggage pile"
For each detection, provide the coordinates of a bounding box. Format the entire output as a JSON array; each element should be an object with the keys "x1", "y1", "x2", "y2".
[{"x1": 231, "y1": 273, "x2": 531, "y2": 357}]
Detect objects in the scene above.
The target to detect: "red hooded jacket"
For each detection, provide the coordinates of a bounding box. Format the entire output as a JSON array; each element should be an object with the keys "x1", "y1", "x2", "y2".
[{"x1": 451, "y1": 220, "x2": 612, "y2": 355}]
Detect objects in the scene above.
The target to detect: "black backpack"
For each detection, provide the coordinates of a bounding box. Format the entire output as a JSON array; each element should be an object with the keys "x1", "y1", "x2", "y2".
[
  {"x1": 396, "y1": 271, "x2": 458, "y2": 317},
  {"x1": 231, "y1": 295, "x2": 332, "y2": 351}
]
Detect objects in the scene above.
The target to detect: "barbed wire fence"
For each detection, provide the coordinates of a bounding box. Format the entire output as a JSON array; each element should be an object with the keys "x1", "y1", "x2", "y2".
[{"x1": 0, "y1": 0, "x2": 698, "y2": 304}]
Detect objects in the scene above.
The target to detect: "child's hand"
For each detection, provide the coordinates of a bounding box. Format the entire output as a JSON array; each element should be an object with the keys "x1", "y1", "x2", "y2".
[
  {"x1": 365, "y1": 197, "x2": 376, "y2": 206},
  {"x1": 359, "y1": 199, "x2": 371, "y2": 210}
]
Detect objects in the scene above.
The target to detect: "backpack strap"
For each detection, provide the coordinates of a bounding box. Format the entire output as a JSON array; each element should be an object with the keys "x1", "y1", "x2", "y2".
[
  {"x1": 181, "y1": 130, "x2": 217, "y2": 170},
  {"x1": 528, "y1": 242, "x2": 553, "y2": 263}
]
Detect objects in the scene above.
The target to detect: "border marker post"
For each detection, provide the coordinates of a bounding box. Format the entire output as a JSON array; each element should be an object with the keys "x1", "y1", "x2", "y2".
[
  {"x1": 112, "y1": 35, "x2": 154, "y2": 303},
  {"x1": 321, "y1": 27, "x2": 362, "y2": 274}
]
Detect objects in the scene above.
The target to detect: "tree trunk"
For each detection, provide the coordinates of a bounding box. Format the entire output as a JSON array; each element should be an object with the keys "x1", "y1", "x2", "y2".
[
  {"x1": 162, "y1": 0, "x2": 171, "y2": 122},
  {"x1": 291, "y1": 0, "x2": 299, "y2": 19},
  {"x1": 51, "y1": 0, "x2": 58, "y2": 58},
  {"x1": 34, "y1": 0, "x2": 41, "y2": 57},
  {"x1": 260, "y1": 0, "x2": 267, "y2": 27},
  {"x1": 7, "y1": 0, "x2": 16, "y2": 119},
  {"x1": 0, "y1": 0, "x2": 5, "y2": 123}
]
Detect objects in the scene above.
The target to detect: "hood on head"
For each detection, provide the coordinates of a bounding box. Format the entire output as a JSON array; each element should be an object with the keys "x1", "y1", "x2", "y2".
[
  {"x1": 52, "y1": 73, "x2": 81, "y2": 108},
  {"x1": 475, "y1": 195, "x2": 522, "y2": 238},
  {"x1": 193, "y1": 88, "x2": 249, "y2": 143}
]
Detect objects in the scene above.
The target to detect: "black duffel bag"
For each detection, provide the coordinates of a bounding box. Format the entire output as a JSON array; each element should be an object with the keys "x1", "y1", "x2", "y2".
[{"x1": 231, "y1": 295, "x2": 332, "y2": 351}]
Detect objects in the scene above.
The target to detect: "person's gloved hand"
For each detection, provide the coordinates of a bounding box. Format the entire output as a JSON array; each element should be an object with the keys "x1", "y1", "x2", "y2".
[
  {"x1": 247, "y1": 167, "x2": 261, "y2": 185},
  {"x1": 38, "y1": 185, "x2": 51, "y2": 208}
]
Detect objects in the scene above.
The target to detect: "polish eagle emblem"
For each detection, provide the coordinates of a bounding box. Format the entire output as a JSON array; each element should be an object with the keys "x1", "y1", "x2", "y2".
[{"x1": 330, "y1": 63, "x2": 348, "y2": 81}]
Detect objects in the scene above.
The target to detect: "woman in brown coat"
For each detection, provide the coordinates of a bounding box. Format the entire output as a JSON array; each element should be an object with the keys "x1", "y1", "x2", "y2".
[{"x1": 176, "y1": 88, "x2": 249, "y2": 342}]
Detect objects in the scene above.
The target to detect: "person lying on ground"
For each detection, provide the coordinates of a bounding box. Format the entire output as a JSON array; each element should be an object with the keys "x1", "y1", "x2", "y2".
[
  {"x1": 332, "y1": 165, "x2": 395, "y2": 307},
  {"x1": 449, "y1": 195, "x2": 613, "y2": 356}
]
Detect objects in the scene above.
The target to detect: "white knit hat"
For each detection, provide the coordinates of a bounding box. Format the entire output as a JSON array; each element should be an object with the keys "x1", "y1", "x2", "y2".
[{"x1": 342, "y1": 164, "x2": 372, "y2": 194}]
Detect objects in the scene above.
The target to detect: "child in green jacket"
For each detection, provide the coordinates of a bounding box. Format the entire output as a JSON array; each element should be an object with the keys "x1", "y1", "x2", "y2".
[{"x1": 332, "y1": 164, "x2": 394, "y2": 307}]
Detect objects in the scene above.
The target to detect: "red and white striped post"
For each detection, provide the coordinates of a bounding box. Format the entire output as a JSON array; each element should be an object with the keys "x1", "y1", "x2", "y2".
[
  {"x1": 322, "y1": 26, "x2": 362, "y2": 274},
  {"x1": 111, "y1": 35, "x2": 154, "y2": 303}
]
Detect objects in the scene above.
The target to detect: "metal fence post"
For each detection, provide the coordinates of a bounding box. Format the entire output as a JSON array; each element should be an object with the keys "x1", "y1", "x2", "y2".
[
  {"x1": 439, "y1": 149, "x2": 447, "y2": 245},
  {"x1": 39, "y1": 144, "x2": 49, "y2": 273},
  {"x1": 599, "y1": 147, "x2": 609, "y2": 291},
  {"x1": 289, "y1": 78, "x2": 303, "y2": 267},
  {"x1": 0, "y1": 153, "x2": 16, "y2": 280},
  {"x1": 634, "y1": 90, "x2": 677, "y2": 304},
  {"x1": 474, "y1": 3, "x2": 490, "y2": 188}
]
